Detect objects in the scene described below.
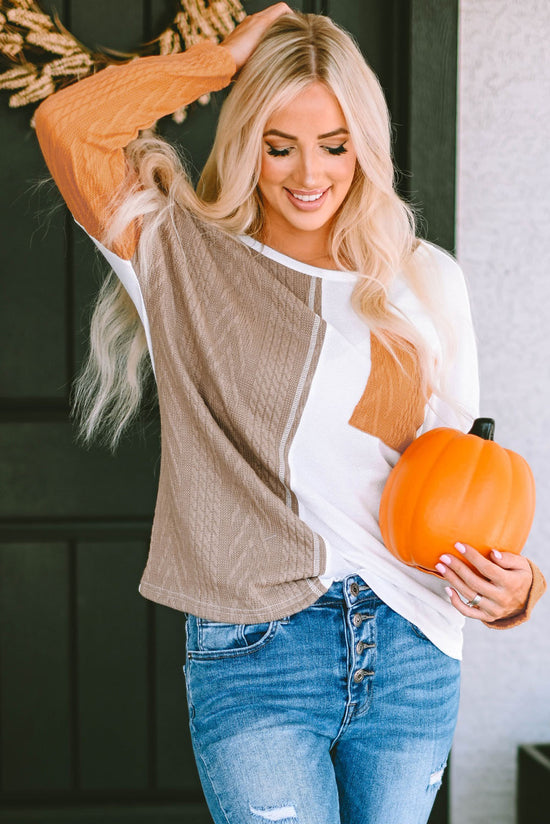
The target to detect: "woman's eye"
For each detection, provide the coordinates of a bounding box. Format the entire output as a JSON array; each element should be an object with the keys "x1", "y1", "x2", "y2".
[
  {"x1": 325, "y1": 144, "x2": 348, "y2": 156},
  {"x1": 266, "y1": 144, "x2": 291, "y2": 157},
  {"x1": 265, "y1": 143, "x2": 348, "y2": 157}
]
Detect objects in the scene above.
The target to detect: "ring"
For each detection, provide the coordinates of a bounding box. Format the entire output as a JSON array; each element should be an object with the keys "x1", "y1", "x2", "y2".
[{"x1": 466, "y1": 593, "x2": 482, "y2": 608}]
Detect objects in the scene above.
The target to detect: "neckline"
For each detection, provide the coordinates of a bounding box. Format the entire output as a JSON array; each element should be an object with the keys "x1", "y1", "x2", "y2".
[{"x1": 238, "y1": 235, "x2": 358, "y2": 283}]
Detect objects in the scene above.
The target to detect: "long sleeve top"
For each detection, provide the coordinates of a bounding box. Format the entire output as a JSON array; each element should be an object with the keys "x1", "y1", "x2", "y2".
[{"x1": 34, "y1": 41, "x2": 545, "y2": 659}]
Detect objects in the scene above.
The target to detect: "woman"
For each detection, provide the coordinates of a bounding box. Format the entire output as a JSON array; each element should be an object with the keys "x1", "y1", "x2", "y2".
[{"x1": 34, "y1": 4, "x2": 545, "y2": 823}]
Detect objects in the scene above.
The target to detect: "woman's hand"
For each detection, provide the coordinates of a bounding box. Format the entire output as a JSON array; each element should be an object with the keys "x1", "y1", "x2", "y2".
[
  {"x1": 436, "y1": 542, "x2": 533, "y2": 624},
  {"x1": 220, "y1": 3, "x2": 293, "y2": 71}
]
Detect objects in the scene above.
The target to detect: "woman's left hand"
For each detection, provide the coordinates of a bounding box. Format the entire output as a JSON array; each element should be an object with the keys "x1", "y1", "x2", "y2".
[
  {"x1": 220, "y1": 3, "x2": 293, "y2": 71},
  {"x1": 436, "y1": 542, "x2": 533, "y2": 623}
]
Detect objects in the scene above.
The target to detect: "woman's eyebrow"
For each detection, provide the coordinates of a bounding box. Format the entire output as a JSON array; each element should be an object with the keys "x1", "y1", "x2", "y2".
[{"x1": 263, "y1": 128, "x2": 349, "y2": 139}]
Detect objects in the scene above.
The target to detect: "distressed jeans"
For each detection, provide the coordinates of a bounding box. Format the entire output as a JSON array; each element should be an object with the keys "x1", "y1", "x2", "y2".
[{"x1": 183, "y1": 574, "x2": 461, "y2": 824}]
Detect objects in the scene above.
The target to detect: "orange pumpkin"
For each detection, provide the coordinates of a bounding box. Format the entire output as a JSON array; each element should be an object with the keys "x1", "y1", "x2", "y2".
[{"x1": 379, "y1": 418, "x2": 536, "y2": 575}]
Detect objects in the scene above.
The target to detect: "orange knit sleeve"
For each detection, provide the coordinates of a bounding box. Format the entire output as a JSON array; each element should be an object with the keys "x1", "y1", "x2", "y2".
[{"x1": 34, "y1": 42, "x2": 236, "y2": 260}]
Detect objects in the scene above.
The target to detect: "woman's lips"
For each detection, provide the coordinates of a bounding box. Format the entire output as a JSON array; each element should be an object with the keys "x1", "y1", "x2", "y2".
[{"x1": 285, "y1": 187, "x2": 330, "y2": 210}]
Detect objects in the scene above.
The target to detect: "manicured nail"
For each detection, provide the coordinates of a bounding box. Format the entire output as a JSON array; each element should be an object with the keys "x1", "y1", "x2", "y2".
[
  {"x1": 492, "y1": 549, "x2": 502, "y2": 559},
  {"x1": 445, "y1": 587, "x2": 453, "y2": 598},
  {"x1": 436, "y1": 563, "x2": 447, "y2": 575},
  {"x1": 455, "y1": 542, "x2": 466, "y2": 554},
  {"x1": 440, "y1": 554, "x2": 452, "y2": 565}
]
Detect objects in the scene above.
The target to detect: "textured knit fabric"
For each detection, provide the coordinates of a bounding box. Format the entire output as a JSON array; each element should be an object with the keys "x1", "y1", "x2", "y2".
[
  {"x1": 34, "y1": 41, "x2": 545, "y2": 652},
  {"x1": 35, "y1": 41, "x2": 237, "y2": 260}
]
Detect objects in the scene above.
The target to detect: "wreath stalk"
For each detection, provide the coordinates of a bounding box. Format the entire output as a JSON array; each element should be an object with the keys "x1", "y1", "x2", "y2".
[{"x1": 0, "y1": 0, "x2": 246, "y2": 124}]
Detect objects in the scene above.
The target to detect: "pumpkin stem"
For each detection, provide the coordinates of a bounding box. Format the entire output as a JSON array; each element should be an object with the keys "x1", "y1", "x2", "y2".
[{"x1": 468, "y1": 418, "x2": 495, "y2": 440}]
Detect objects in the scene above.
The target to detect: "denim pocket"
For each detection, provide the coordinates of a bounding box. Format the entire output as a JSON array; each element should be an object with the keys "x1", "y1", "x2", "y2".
[{"x1": 186, "y1": 616, "x2": 280, "y2": 660}]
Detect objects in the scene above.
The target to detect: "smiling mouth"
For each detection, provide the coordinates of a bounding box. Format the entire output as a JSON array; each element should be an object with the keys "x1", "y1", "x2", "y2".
[
  {"x1": 288, "y1": 189, "x2": 326, "y2": 201},
  {"x1": 285, "y1": 188, "x2": 330, "y2": 208}
]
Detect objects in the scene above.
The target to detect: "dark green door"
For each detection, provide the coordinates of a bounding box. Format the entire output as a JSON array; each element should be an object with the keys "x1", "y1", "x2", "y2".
[{"x1": 0, "y1": 1, "x2": 457, "y2": 821}]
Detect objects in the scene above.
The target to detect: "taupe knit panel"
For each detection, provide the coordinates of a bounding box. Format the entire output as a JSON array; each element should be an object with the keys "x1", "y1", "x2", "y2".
[
  {"x1": 135, "y1": 208, "x2": 327, "y2": 621},
  {"x1": 252, "y1": 253, "x2": 325, "y2": 517}
]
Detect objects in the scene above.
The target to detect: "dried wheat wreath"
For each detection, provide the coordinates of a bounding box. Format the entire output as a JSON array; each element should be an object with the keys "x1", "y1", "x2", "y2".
[{"x1": 0, "y1": 0, "x2": 246, "y2": 125}]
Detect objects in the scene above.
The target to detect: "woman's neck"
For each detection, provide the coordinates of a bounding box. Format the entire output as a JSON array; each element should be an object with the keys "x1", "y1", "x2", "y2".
[{"x1": 259, "y1": 226, "x2": 336, "y2": 269}]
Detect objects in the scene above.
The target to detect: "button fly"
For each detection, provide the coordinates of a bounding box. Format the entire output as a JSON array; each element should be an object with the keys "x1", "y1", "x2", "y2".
[
  {"x1": 353, "y1": 613, "x2": 371, "y2": 627},
  {"x1": 349, "y1": 582, "x2": 360, "y2": 597},
  {"x1": 353, "y1": 669, "x2": 371, "y2": 683}
]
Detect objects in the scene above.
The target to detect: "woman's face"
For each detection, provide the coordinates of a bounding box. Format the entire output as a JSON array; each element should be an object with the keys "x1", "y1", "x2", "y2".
[{"x1": 257, "y1": 81, "x2": 357, "y2": 252}]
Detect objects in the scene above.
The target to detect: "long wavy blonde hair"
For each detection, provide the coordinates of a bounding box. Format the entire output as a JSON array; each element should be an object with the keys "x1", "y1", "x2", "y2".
[{"x1": 74, "y1": 11, "x2": 459, "y2": 449}]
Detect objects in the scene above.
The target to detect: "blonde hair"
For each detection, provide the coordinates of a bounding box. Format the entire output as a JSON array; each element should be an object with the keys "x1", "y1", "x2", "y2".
[{"x1": 75, "y1": 11, "x2": 460, "y2": 449}]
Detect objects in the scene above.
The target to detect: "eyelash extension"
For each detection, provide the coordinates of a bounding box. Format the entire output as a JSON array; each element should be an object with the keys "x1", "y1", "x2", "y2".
[
  {"x1": 265, "y1": 143, "x2": 349, "y2": 157},
  {"x1": 326, "y1": 144, "x2": 348, "y2": 155},
  {"x1": 267, "y1": 145, "x2": 291, "y2": 157}
]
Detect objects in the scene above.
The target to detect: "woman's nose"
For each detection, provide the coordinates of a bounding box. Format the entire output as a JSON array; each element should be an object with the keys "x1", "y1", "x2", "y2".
[{"x1": 296, "y1": 148, "x2": 323, "y2": 187}]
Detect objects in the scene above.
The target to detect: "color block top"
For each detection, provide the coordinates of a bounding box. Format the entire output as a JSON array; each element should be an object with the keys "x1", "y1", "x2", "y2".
[{"x1": 34, "y1": 41, "x2": 545, "y2": 658}]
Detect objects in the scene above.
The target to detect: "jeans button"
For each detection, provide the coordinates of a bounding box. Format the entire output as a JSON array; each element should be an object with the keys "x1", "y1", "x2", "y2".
[
  {"x1": 353, "y1": 669, "x2": 367, "y2": 683},
  {"x1": 350, "y1": 582, "x2": 360, "y2": 597},
  {"x1": 356, "y1": 641, "x2": 365, "y2": 654},
  {"x1": 352, "y1": 614, "x2": 363, "y2": 627}
]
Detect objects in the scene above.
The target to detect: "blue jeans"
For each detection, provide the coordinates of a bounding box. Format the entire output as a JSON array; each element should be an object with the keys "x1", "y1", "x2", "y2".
[{"x1": 183, "y1": 575, "x2": 460, "y2": 824}]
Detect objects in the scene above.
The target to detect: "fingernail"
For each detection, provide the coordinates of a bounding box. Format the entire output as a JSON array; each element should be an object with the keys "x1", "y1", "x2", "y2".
[
  {"x1": 440, "y1": 554, "x2": 452, "y2": 565},
  {"x1": 436, "y1": 563, "x2": 447, "y2": 575},
  {"x1": 455, "y1": 542, "x2": 466, "y2": 554},
  {"x1": 445, "y1": 587, "x2": 453, "y2": 598},
  {"x1": 492, "y1": 549, "x2": 502, "y2": 559}
]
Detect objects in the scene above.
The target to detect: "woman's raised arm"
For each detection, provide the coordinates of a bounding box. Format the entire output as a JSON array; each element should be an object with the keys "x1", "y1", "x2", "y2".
[
  {"x1": 33, "y1": 3, "x2": 293, "y2": 259},
  {"x1": 34, "y1": 42, "x2": 236, "y2": 259}
]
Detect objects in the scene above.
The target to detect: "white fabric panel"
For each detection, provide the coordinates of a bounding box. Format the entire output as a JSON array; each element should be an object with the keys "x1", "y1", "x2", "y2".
[
  {"x1": 277, "y1": 241, "x2": 479, "y2": 659},
  {"x1": 76, "y1": 221, "x2": 156, "y2": 377}
]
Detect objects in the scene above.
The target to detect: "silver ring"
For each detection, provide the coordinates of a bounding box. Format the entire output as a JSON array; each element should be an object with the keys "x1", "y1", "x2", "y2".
[{"x1": 466, "y1": 593, "x2": 482, "y2": 608}]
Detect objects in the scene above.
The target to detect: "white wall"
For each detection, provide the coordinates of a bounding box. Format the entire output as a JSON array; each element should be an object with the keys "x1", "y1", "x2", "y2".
[{"x1": 453, "y1": 1, "x2": 550, "y2": 822}]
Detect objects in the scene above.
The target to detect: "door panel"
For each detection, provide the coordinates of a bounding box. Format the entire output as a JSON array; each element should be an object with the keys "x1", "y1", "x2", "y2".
[
  {"x1": 1, "y1": 543, "x2": 72, "y2": 792},
  {"x1": 0, "y1": 112, "x2": 67, "y2": 399},
  {"x1": 77, "y1": 541, "x2": 150, "y2": 791}
]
